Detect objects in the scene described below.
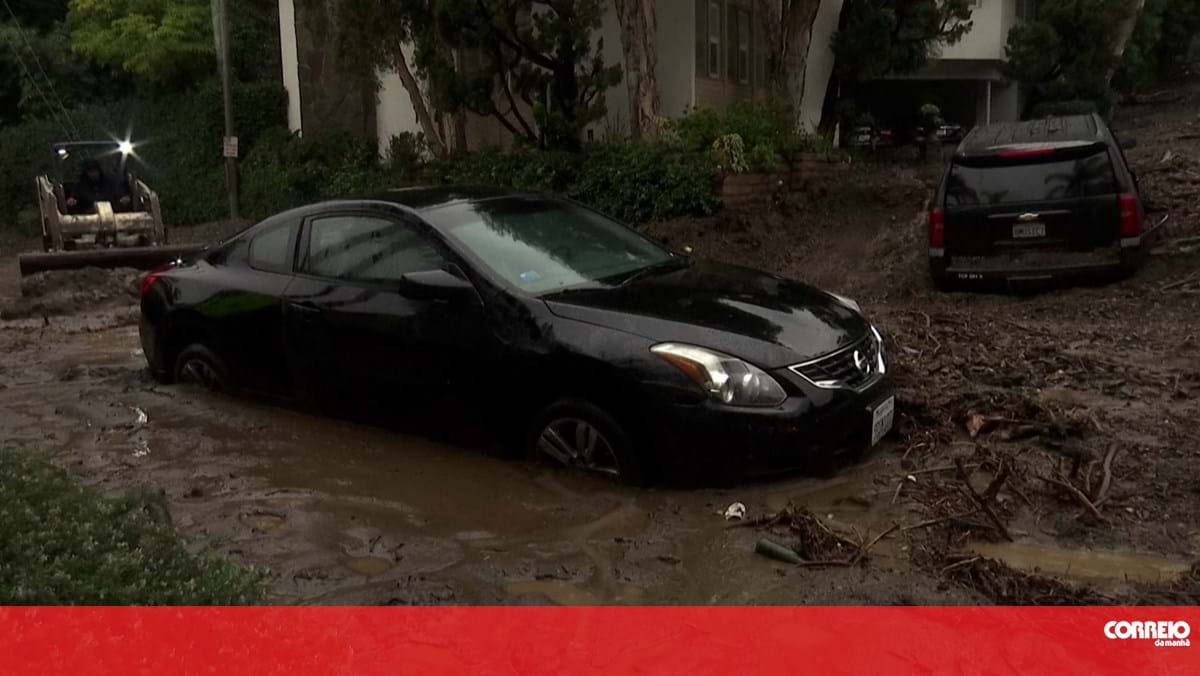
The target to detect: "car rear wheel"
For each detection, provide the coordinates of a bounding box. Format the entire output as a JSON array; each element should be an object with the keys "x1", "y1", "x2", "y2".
[
  {"x1": 173, "y1": 344, "x2": 233, "y2": 393},
  {"x1": 528, "y1": 400, "x2": 644, "y2": 485}
]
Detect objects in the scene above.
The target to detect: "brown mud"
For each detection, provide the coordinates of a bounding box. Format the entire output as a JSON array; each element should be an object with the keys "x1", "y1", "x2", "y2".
[{"x1": 2, "y1": 85, "x2": 1198, "y2": 605}]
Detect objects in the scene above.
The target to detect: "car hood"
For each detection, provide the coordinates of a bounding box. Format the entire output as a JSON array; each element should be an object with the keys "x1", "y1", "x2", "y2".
[{"x1": 542, "y1": 260, "x2": 870, "y2": 368}]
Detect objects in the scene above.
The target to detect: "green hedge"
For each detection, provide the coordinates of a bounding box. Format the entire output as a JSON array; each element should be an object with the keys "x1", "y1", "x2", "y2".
[
  {"x1": 0, "y1": 449, "x2": 265, "y2": 604},
  {"x1": 0, "y1": 81, "x2": 286, "y2": 233}
]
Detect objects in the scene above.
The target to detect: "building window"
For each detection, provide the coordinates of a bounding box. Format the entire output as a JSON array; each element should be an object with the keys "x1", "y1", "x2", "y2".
[
  {"x1": 737, "y1": 7, "x2": 750, "y2": 84},
  {"x1": 1017, "y1": 0, "x2": 1036, "y2": 19},
  {"x1": 707, "y1": 1, "x2": 722, "y2": 78},
  {"x1": 754, "y1": 12, "x2": 767, "y2": 86}
]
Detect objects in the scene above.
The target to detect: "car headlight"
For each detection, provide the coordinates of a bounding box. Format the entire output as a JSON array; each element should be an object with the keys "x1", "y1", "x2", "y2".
[
  {"x1": 870, "y1": 324, "x2": 887, "y2": 374},
  {"x1": 651, "y1": 343, "x2": 787, "y2": 407},
  {"x1": 829, "y1": 292, "x2": 861, "y2": 314}
]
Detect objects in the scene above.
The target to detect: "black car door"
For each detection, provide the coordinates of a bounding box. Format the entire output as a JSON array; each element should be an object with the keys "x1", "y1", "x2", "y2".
[
  {"x1": 281, "y1": 207, "x2": 489, "y2": 416},
  {"x1": 197, "y1": 215, "x2": 299, "y2": 395}
]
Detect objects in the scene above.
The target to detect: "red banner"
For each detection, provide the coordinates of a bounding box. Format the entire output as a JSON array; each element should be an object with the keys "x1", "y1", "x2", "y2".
[{"x1": 1, "y1": 606, "x2": 1196, "y2": 674}]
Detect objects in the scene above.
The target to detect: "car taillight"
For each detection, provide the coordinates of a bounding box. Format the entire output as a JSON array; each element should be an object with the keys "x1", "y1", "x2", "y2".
[
  {"x1": 929, "y1": 207, "x2": 945, "y2": 248},
  {"x1": 140, "y1": 270, "x2": 163, "y2": 297},
  {"x1": 1119, "y1": 193, "x2": 1141, "y2": 237}
]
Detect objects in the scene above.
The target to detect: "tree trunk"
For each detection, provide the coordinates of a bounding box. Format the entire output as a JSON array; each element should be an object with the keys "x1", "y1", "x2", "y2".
[
  {"x1": 613, "y1": 0, "x2": 661, "y2": 140},
  {"x1": 757, "y1": 0, "x2": 823, "y2": 130},
  {"x1": 393, "y1": 47, "x2": 448, "y2": 158},
  {"x1": 1106, "y1": 0, "x2": 1147, "y2": 85}
]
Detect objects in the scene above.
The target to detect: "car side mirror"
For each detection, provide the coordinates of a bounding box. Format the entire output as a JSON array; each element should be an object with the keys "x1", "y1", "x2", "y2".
[{"x1": 400, "y1": 268, "x2": 477, "y2": 302}]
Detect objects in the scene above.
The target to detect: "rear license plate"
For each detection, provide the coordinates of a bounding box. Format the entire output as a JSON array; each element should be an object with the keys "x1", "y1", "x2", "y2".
[
  {"x1": 870, "y1": 396, "x2": 895, "y2": 446},
  {"x1": 1012, "y1": 222, "x2": 1046, "y2": 239}
]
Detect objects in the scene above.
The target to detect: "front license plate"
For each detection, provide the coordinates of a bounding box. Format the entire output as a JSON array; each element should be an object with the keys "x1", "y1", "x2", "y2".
[
  {"x1": 870, "y1": 396, "x2": 895, "y2": 446},
  {"x1": 1012, "y1": 222, "x2": 1046, "y2": 238}
]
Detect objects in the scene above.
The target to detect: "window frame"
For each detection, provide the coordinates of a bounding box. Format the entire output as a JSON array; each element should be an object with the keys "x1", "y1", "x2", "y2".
[
  {"x1": 707, "y1": 0, "x2": 722, "y2": 79},
  {"x1": 295, "y1": 208, "x2": 449, "y2": 287},
  {"x1": 736, "y1": 6, "x2": 751, "y2": 85}
]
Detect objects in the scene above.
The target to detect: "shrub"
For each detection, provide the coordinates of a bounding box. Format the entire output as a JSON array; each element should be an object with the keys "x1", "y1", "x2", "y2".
[
  {"x1": 666, "y1": 100, "x2": 818, "y2": 171},
  {"x1": 0, "y1": 449, "x2": 265, "y2": 604},
  {"x1": 426, "y1": 143, "x2": 718, "y2": 224},
  {"x1": 241, "y1": 128, "x2": 390, "y2": 220}
]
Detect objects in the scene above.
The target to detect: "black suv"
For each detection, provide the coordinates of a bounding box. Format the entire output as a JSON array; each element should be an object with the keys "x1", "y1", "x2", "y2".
[{"x1": 929, "y1": 114, "x2": 1146, "y2": 289}]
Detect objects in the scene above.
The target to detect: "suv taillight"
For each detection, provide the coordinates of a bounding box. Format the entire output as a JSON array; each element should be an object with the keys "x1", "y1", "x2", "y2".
[
  {"x1": 140, "y1": 269, "x2": 164, "y2": 297},
  {"x1": 929, "y1": 207, "x2": 945, "y2": 248},
  {"x1": 1119, "y1": 193, "x2": 1141, "y2": 237}
]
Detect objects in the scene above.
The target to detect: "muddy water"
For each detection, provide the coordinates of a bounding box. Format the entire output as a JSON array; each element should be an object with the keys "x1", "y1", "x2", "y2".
[
  {"x1": 972, "y1": 541, "x2": 1192, "y2": 587},
  {"x1": 4, "y1": 309, "x2": 983, "y2": 604}
]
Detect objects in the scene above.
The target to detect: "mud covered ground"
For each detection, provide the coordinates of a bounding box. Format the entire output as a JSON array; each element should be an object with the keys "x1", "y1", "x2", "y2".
[{"x1": 1, "y1": 86, "x2": 1198, "y2": 605}]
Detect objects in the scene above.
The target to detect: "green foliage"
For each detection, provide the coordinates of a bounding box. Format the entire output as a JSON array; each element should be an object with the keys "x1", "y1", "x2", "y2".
[
  {"x1": 0, "y1": 81, "x2": 286, "y2": 229},
  {"x1": 1004, "y1": 0, "x2": 1131, "y2": 116},
  {"x1": 0, "y1": 449, "x2": 265, "y2": 604},
  {"x1": 1115, "y1": 0, "x2": 1200, "y2": 90},
  {"x1": 712, "y1": 134, "x2": 749, "y2": 174},
  {"x1": 665, "y1": 101, "x2": 817, "y2": 170},
  {"x1": 4, "y1": 0, "x2": 70, "y2": 29},
  {"x1": 426, "y1": 143, "x2": 718, "y2": 223},
  {"x1": 832, "y1": 0, "x2": 975, "y2": 82},
  {"x1": 241, "y1": 127, "x2": 390, "y2": 220},
  {"x1": 68, "y1": 0, "x2": 212, "y2": 83}
]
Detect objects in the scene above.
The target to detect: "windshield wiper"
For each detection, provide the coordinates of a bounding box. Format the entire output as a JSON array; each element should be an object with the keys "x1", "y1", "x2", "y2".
[{"x1": 613, "y1": 257, "x2": 691, "y2": 287}]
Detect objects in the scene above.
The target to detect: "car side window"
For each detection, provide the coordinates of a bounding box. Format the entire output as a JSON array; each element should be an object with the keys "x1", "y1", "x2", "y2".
[
  {"x1": 301, "y1": 214, "x2": 445, "y2": 283},
  {"x1": 249, "y1": 221, "x2": 295, "y2": 272}
]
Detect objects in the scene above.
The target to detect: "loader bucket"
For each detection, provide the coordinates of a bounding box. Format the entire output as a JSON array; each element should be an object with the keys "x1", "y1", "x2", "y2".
[{"x1": 18, "y1": 244, "x2": 203, "y2": 278}]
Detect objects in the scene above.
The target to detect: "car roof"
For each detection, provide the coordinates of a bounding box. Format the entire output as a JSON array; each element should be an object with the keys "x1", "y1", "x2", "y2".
[
  {"x1": 956, "y1": 115, "x2": 1109, "y2": 159},
  {"x1": 368, "y1": 185, "x2": 530, "y2": 210}
]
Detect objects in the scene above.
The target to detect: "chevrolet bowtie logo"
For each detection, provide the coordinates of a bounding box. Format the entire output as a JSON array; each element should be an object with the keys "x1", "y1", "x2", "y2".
[{"x1": 1018, "y1": 212, "x2": 1040, "y2": 222}]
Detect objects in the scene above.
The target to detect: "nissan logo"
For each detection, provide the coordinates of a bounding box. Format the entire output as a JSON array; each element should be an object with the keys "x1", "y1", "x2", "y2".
[{"x1": 853, "y1": 350, "x2": 871, "y2": 374}]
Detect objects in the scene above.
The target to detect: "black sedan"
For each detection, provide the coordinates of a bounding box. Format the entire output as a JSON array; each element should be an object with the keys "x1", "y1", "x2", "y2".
[{"x1": 140, "y1": 187, "x2": 894, "y2": 484}]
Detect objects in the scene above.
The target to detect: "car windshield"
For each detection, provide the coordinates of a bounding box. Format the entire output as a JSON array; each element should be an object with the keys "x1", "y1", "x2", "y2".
[
  {"x1": 422, "y1": 198, "x2": 675, "y2": 294},
  {"x1": 945, "y1": 150, "x2": 1117, "y2": 206}
]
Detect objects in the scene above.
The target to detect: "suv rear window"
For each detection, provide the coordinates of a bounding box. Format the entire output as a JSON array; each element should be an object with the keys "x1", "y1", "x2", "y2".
[{"x1": 945, "y1": 151, "x2": 1117, "y2": 207}]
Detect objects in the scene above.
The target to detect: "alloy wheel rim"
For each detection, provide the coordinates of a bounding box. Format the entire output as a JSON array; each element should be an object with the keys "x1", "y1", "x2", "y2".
[
  {"x1": 537, "y1": 417, "x2": 621, "y2": 477},
  {"x1": 181, "y1": 359, "x2": 221, "y2": 390}
]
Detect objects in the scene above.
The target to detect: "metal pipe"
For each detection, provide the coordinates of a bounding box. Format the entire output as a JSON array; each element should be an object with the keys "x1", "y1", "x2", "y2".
[{"x1": 18, "y1": 244, "x2": 204, "y2": 277}]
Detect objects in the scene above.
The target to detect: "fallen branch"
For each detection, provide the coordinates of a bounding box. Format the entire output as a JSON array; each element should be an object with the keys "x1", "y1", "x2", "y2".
[
  {"x1": 940, "y1": 556, "x2": 982, "y2": 574},
  {"x1": 901, "y1": 511, "x2": 979, "y2": 531},
  {"x1": 955, "y1": 458, "x2": 1014, "y2": 542},
  {"x1": 1161, "y1": 270, "x2": 1200, "y2": 292},
  {"x1": 1037, "y1": 474, "x2": 1107, "y2": 522},
  {"x1": 848, "y1": 523, "x2": 900, "y2": 566},
  {"x1": 1092, "y1": 444, "x2": 1120, "y2": 506}
]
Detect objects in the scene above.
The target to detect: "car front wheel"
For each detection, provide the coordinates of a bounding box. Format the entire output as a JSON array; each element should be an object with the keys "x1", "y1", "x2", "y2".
[{"x1": 528, "y1": 399, "x2": 645, "y2": 485}]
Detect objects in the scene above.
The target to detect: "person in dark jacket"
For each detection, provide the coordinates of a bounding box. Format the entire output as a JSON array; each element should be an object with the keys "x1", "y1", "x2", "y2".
[{"x1": 66, "y1": 159, "x2": 130, "y2": 214}]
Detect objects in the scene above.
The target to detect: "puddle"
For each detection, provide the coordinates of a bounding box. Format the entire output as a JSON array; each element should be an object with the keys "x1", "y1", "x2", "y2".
[
  {"x1": 972, "y1": 541, "x2": 1192, "y2": 584},
  {"x1": 240, "y1": 510, "x2": 287, "y2": 534},
  {"x1": 344, "y1": 555, "x2": 394, "y2": 576}
]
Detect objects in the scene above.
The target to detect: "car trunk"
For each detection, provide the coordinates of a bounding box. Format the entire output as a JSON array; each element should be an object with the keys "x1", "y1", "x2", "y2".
[{"x1": 942, "y1": 145, "x2": 1121, "y2": 256}]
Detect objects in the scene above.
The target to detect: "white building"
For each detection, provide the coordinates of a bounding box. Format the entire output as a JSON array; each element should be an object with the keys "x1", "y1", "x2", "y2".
[{"x1": 274, "y1": 0, "x2": 1026, "y2": 151}]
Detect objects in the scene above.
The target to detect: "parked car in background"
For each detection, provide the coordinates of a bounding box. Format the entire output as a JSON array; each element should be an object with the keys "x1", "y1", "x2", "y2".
[
  {"x1": 935, "y1": 124, "x2": 964, "y2": 143},
  {"x1": 929, "y1": 114, "x2": 1148, "y2": 290},
  {"x1": 847, "y1": 126, "x2": 895, "y2": 151},
  {"x1": 140, "y1": 188, "x2": 894, "y2": 485}
]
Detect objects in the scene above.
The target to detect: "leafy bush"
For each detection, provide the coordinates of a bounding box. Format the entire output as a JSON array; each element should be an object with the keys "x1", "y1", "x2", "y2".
[
  {"x1": 712, "y1": 134, "x2": 749, "y2": 174},
  {"x1": 426, "y1": 143, "x2": 718, "y2": 224},
  {"x1": 0, "y1": 81, "x2": 286, "y2": 231},
  {"x1": 241, "y1": 128, "x2": 392, "y2": 220},
  {"x1": 0, "y1": 449, "x2": 265, "y2": 604},
  {"x1": 665, "y1": 100, "x2": 818, "y2": 171}
]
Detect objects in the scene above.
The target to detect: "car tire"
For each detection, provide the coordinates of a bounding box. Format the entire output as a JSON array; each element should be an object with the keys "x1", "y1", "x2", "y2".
[
  {"x1": 527, "y1": 399, "x2": 646, "y2": 486},
  {"x1": 173, "y1": 344, "x2": 234, "y2": 393}
]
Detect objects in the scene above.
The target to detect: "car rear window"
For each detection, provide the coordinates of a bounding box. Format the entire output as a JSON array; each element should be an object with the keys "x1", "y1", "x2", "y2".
[{"x1": 945, "y1": 151, "x2": 1117, "y2": 207}]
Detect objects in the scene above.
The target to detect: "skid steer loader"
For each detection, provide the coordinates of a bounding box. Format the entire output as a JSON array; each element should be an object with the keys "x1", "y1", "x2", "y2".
[{"x1": 19, "y1": 141, "x2": 199, "y2": 278}]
